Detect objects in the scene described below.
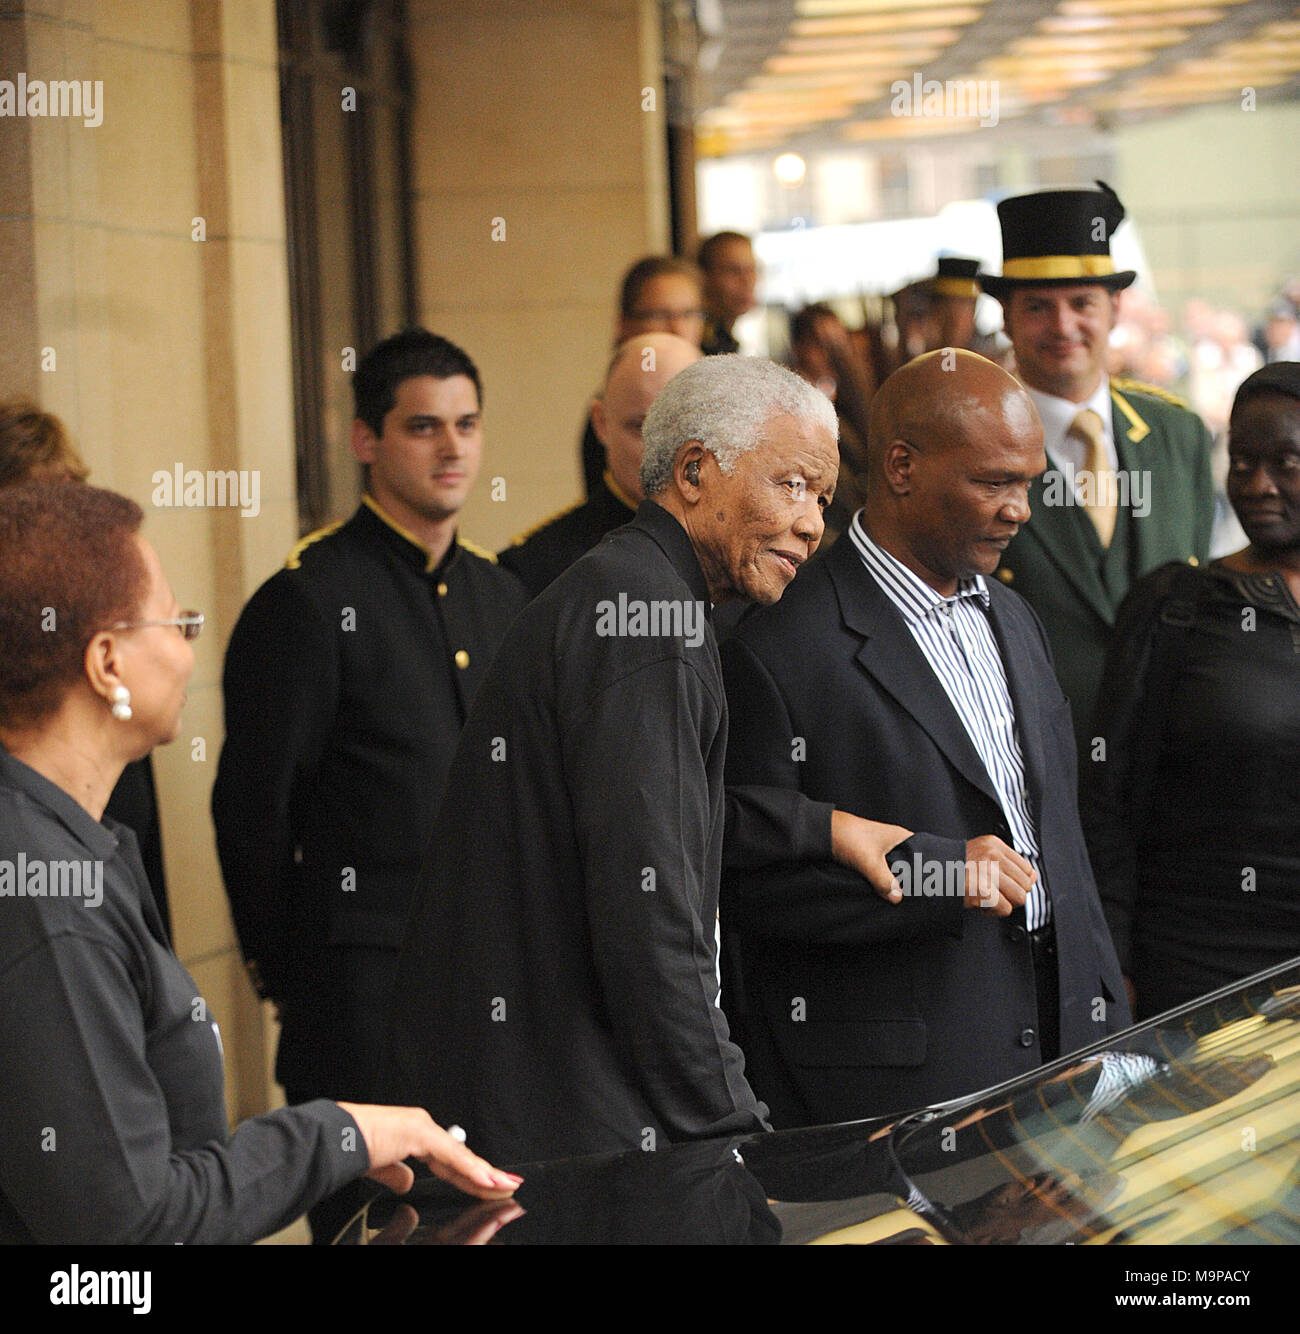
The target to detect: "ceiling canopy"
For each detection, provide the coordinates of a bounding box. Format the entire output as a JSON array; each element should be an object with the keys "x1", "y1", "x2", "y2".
[{"x1": 695, "y1": 0, "x2": 1300, "y2": 156}]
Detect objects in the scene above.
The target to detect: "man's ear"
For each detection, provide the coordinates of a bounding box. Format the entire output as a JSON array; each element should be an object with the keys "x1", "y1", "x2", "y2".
[
  {"x1": 882, "y1": 438, "x2": 915, "y2": 495},
  {"x1": 675, "y1": 442, "x2": 708, "y2": 501},
  {"x1": 591, "y1": 398, "x2": 610, "y2": 453},
  {"x1": 997, "y1": 296, "x2": 1014, "y2": 344},
  {"x1": 351, "y1": 418, "x2": 378, "y2": 465}
]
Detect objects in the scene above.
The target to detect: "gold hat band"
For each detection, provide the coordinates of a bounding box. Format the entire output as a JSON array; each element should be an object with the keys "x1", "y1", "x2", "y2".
[
  {"x1": 1000, "y1": 254, "x2": 1116, "y2": 280},
  {"x1": 933, "y1": 278, "x2": 980, "y2": 298}
]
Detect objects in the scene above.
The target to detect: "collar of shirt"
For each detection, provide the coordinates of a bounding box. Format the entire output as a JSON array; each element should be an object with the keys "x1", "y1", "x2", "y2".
[
  {"x1": 0, "y1": 745, "x2": 123, "y2": 862},
  {"x1": 848, "y1": 511, "x2": 990, "y2": 624},
  {"x1": 635, "y1": 499, "x2": 713, "y2": 609},
  {"x1": 1025, "y1": 375, "x2": 1118, "y2": 476},
  {"x1": 359, "y1": 494, "x2": 461, "y2": 578}
]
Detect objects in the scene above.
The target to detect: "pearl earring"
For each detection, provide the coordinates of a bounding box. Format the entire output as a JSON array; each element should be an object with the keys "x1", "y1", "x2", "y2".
[{"x1": 110, "y1": 685, "x2": 132, "y2": 722}]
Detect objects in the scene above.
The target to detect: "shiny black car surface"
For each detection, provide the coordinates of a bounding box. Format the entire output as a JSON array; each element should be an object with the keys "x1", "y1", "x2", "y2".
[{"x1": 350, "y1": 958, "x2": 1300, "y2": 1245}]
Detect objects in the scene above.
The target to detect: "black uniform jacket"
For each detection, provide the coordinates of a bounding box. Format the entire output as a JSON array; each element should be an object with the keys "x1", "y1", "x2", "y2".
[
  {"x1": 498, "y1": 472, "x2": 636, "y2": 599},
  {"x1": 719, "y1": 532, "x2": 1130, "y2": 1129},
  {"x1": 212, "y1": 497, "x2": 526, "y2": 1099},
  {"x1": 378, "y1": 501, "x2": 835, "y2": 1164}
]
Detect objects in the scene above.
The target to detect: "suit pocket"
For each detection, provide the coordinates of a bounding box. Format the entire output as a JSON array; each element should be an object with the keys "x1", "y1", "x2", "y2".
[{"x1": 793, "y1": 1018, "x2": 927, "y2": 1069}]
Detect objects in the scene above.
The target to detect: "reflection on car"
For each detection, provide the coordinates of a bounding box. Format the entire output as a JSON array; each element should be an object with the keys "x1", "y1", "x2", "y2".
[{"x1": 348, "y1": 959, "x2": 1300, "y2": 1245}]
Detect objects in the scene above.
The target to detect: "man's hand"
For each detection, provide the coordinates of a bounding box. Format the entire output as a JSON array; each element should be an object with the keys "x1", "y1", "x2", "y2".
[
  {"x1": 964, "y1": 835, "x2": 1035, "y2": 916},
  {"x1": 830, "y1": 811, "x2": 914, "y2": 903},
  {"x1": 336, "y1": 1103, "x2": 523, "y2": 1199}
]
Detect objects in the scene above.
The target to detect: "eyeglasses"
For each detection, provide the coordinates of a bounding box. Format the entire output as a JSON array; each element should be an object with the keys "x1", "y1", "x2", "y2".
[
  {"x1": 630, "y1": 308, "x2": 705, "y2": 325},
  {"x1": 112, "y1": 610, "x2": 205, "y2": 641}
]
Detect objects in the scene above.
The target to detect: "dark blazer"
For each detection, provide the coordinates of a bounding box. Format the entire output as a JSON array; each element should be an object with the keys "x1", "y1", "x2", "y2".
[
  {"x1": 378, "y1": 502, "x2": 834, "y2": 1165},
  {"x1": 994, "y1": 380, "x2": 1214, "y2": 756},
  {"x1": 720, "y1": 532, "x2": 1130, "y2": 1129}
]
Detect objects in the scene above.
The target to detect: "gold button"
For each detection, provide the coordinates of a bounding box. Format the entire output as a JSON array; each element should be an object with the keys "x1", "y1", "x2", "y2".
[
  {"x1": 454, "y1": 649, "x2": 470, "y2": 669},
  {"x1": 997, "y1": 568, "x2": 1014, "y2": 584},
  {"x1": 437, "y1": 582, "x2": 449, "y2": 596},
  {"x1": 1188, "y1": 556, "x2": 1199, "y2": 566}
]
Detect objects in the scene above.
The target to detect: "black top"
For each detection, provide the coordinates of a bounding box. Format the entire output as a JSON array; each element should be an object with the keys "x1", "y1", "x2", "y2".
[
  {"x1": 0, "y1": 748, "x2": 360, "y2": 1244},
  {"x1": 498, "y1": 474, "x2": 637, "y2": 599},
  {"x1": 212, "y1": 498, "x2": 527, "y2": 1096},
  {"x1": 378, "y1": 501, "x2": 835, "y2": 1164},
  {"x1": 1084, "y1": 560, "x2": 1300, "y2": 1018}
]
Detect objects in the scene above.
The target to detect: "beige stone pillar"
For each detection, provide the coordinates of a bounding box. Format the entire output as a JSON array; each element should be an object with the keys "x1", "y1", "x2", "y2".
[
  {"x1": 0, "y1": 0, "x2": 296, "y2": 1128},
  {"x1": 407, "y1": 0, "x2": 669, "y2": 551}
]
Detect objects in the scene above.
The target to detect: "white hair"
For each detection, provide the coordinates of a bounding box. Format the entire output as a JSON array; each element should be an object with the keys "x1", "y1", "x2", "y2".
[{"x1": 639, "y1": 354, "x2": 837, "y2": 497}]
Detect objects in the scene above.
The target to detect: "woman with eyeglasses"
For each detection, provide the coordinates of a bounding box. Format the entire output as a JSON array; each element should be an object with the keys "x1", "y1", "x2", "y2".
[
  {"x1": 0, "y1": 398, "x2": 173, "y2": 933},
  {"x1": 1084, "y1": 362, "x2": 1300, "y2": 1020},
  {"x1": 0, "y1": 484, "x2": 521, "y2": 1243}
]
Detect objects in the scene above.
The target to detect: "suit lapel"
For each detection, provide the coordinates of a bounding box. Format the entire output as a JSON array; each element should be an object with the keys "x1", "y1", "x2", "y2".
[
  {"x1": 826, "y1": 540, "x2": 1002, "y2": 809},
  {"x1": 1017, "y1": 471, "x2": 1114, "y2": 624},
  {"x1": 1111, "y1": 386, "x2": 1154, "y2": 571},
  {"x1": 987, "y1": 594, "x2": 1049, "y2": 815}
]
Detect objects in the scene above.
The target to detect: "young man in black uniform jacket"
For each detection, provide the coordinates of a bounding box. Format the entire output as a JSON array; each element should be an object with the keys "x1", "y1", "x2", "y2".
[{"x1": 213, "y1": 331, "x2": 526, "y2": 1122}]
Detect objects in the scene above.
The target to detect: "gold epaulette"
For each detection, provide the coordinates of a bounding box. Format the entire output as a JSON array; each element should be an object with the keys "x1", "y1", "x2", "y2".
[
  {"x1": 502, "y1": 499, "x2": 583, "y2": 548},
  {"x1": 1111, "y1": 377, "x2": 1192, "y2": 411},
  {"x1": 285, "y1": 520, "x2": 344, "y2": 570},
  {"x1": 457, "y1": 536, "x2": 500, "y2": 564}
]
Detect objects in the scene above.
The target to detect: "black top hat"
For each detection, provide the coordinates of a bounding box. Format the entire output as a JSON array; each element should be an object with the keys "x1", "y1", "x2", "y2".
[
  {"x1": 980, "y1": 181, "x2": 1136, "y2": 301},
  {"x1": 932, "y1": 257, "x2": 981, "y2": 300}
]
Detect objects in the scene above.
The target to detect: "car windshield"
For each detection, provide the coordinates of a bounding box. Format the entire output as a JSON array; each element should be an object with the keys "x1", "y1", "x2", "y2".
[{"x1": 889, "y1": 960, "x2": 1300, "y2": 1245}]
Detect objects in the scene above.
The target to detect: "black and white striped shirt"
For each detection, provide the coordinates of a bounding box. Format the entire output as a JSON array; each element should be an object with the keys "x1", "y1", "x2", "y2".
[{"x1": 849, "y1": 513, "x2": 1051, "y2": 929}]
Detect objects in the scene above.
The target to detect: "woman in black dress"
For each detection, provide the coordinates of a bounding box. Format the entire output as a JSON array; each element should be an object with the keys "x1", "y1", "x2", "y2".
[{"x1": 1084, "y1": 362, "x2": 1300, "y2": 1020}]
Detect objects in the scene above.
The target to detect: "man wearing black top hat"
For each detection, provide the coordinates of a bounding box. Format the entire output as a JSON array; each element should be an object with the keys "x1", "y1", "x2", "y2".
[
  {"x1": 979, "y1": 182, "x2": 1214, "y2": 761},
  {"x1": 930, "y1": 257, "x2": 981, "y2": 351}
]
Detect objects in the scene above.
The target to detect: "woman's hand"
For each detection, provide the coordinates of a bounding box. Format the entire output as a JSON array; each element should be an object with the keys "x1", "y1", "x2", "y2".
[{"x1": 336, "y1": 1103, "x2": 522, "y2": 1199}]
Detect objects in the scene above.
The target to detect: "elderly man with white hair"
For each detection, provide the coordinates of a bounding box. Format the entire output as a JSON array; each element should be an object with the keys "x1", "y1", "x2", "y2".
[{"x1": 378, "y1": 355, "x2": 912, "y2": 1164}]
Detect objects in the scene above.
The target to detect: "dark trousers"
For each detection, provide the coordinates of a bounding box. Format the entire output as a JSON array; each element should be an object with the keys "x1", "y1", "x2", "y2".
[{"x1": 1030, "y1": 924, "x2": 1060, "y2": 1064}]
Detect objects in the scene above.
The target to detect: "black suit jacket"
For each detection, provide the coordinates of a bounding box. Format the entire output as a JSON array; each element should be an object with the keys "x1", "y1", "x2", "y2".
[
  {"x1": 378, "y1": 502, "x2": 834, "y2": 1164},
  {"x1": 720, "y1": 532, "x2": 1130, "y2": 1128}
]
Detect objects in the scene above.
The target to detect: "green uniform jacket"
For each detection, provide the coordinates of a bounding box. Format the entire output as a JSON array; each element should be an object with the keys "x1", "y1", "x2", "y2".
[{"x1": 994, "y1": 378, "x2": 1214, "y2": 758}]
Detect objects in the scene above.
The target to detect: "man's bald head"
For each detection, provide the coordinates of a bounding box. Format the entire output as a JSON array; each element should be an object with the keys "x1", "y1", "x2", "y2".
[
  {"x1": 865, "y1": 348, "x2": 1045, "y2": 594},
  {"x1": 868, "y1": 348, "x2": 1038, "y2": 468},
  {"x1": 593, "y1": 333, "x2": 703, "y2": 505}
]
